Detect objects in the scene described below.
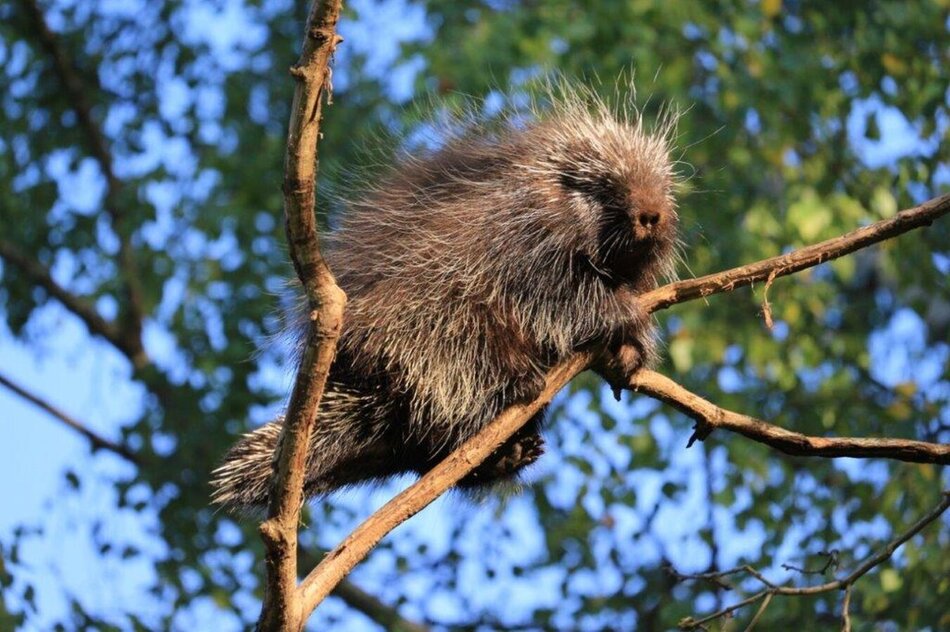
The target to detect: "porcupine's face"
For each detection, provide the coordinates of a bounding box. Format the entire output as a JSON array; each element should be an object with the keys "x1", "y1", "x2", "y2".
[{"x1": 555, "y1": 137, "x2": 678, "y2": 287}]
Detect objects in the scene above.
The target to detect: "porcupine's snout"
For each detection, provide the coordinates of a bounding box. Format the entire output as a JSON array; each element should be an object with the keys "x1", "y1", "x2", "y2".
[{"x1": 629, "y1": 193, "x2": 676, "y2": 244}]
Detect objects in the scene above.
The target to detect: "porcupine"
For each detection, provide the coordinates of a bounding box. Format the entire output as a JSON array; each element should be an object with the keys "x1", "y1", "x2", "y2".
[{"x1": 211, "y1": 90, "x2": 679, "y2": 512}]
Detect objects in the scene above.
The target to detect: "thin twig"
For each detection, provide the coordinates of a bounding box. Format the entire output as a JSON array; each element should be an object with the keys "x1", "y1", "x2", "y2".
[
  {"x1": 782, "y1": 550, "x2": 839, "y2": 576},
  {"x1": 742, "y1": 592, "x2": 773, "y2": 632},
  {"x1": 840, "y1": 585, "x2": 852, "y2": 632},
  {"x1": 670, "y1": 564, "x2": 777, "y2": 590},
  {"x1": 680, "y1": 592, "x2": 767, "y2": 629},
  {"x1": 628, "y1": 371, "x2": 950, "y2": 464},
  {"x1": 0, "y1": 369, "x2": 139, "y2": 464},
  {"x1": 678, "y1": 491, "x2": 950, "y2": 629}
]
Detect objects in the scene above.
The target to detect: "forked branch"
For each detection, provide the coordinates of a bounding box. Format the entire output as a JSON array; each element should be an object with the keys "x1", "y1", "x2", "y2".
[{"x1": 293, "y1": 192, "x2": 949, "y2": 620}]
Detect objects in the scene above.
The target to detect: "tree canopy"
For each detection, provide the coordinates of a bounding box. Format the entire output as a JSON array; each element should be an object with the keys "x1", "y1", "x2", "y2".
[{"x1": 1, "y1": 0, "x2": 947, "y2": 629}]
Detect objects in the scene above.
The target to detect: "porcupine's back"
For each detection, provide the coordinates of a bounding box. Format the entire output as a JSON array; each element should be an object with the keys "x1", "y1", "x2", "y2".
[
  {"x1": 211, "y1": 88, "x2": 679, "y2": 512},
  {"x1": 324, "y1": 92, "x2": 678, "y2": 443}
]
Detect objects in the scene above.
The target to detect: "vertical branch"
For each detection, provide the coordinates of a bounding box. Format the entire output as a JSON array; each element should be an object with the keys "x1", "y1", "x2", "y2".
[{"x1": 256, "y1": 1, "x2": 345, "y2": 631}]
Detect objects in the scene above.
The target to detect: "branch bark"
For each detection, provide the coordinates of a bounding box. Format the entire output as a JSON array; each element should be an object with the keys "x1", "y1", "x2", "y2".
[
  {"x1": 294, "y1": 192, "x2": 949, "y2": 618},
  {"x1": 639, "y1": 192, "x2": 950, "y2": 313},
  {"x1": 256, "y1": 1, "x2": 345, "y2": 630},
  {"x1": 629, "y1": 370, "x2": 950, "y2": 464},
  {"x1": 0, "y1": 369, "x2": 140, "y2": 464}
]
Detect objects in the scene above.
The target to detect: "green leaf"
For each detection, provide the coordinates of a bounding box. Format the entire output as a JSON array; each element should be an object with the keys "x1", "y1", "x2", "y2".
[{"x1": 880, "y1": 568, "x2": 903, "y2": 592}]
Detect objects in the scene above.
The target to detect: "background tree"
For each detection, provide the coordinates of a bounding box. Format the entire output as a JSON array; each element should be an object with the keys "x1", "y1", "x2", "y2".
[{"x1": 1, "y1": 0, "x2": 947, "y2": 629}]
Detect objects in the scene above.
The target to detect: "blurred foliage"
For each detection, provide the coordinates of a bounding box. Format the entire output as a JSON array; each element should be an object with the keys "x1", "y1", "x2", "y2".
[{"x1": 0, "y1": 0, "x2": 948, "y2": 629}]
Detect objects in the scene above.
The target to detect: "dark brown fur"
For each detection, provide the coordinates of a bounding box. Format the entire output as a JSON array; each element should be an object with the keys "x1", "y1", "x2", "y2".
[{"x1": 211, "y1": 93, "x2": 679, "y2": 512}]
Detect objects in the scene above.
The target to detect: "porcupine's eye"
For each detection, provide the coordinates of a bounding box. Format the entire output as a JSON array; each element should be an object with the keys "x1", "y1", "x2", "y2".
[
  {"x1": 558, "y1": 166, "x2": 629, "y2": 226},
  {"x1": 551, "y1": 142, "x2": 631, "y2": 244}
]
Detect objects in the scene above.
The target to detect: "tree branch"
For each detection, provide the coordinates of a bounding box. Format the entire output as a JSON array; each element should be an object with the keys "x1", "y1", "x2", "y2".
[
  {"x1": 293, "y1": 192, "x2": 948, "y2": 618},
  {"x1": 298, "y1": 354, "x2": 591, "y2": 616},
  {"x1": 639, "y1": 192, "x2": 950, "y2": 313},
  {"x1": 0, "y1": 369, "x2": 140, "y2": 464},
  {"x1": 256, "y1": 1, "x2": 345, "y2": 630},
  {"x1": 628, "y1": 370, "x2": 950, "y2": 464},
  {"x1": 0, "y1": 238, "x2": 147, "y2": 367},
  {"x1": 677, "y1": 490, "x2": 950, "y2": 629}
]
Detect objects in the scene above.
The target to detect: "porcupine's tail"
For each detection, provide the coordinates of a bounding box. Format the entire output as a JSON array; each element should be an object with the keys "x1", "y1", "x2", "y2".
[{"x1": 210, "y1": 384, "x2": 392, "y2": 513}]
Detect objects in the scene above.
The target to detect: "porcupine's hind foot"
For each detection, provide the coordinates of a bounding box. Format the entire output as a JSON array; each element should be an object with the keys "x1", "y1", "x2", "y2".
[{"x1": 457, "y1": 411, "x2": 546, "y2": 488}]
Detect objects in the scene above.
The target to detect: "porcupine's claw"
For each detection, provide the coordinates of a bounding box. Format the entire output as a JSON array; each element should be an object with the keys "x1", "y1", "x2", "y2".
[{"x1": 597, "y1": 341, "x2": 645, "y2": 401}]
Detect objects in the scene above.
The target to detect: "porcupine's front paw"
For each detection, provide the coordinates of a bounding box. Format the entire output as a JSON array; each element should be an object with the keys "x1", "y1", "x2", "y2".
[{"x1": 596, "y1": 341, "x2": 646, "y2": 401}]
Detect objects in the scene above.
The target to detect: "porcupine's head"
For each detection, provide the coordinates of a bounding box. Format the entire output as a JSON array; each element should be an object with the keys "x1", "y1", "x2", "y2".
[{"x1": 526, "y1": 93, "x2": 680, "y2": 290}]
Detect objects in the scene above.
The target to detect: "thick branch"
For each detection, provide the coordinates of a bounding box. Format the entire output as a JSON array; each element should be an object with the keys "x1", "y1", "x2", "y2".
[
  {"x1": 629, "y1": 370, "x2": 950, "y2": 464},
  {"x1": 640, "y1": 192, "x2": 950, "y2": 313},
  {"x1": 0, "y1": 238, "x2": 147, "y2": 367},
  {"x1": 256, "y1": 1, "x2": 345, "y2": 631},
  {"x1": 0, "y1": 369, "x2": 139, "y2": 464},
  {"x1": 22, "y1": 0, "x2": 147, "y2": 342}
]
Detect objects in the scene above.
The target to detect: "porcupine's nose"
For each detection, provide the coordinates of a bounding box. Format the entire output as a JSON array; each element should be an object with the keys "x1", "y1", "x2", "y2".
[
  {"x1": 632, "y1": 207, "x2": 663, "y2": 239},
  {"x1": 636, "y1": 208, "x2": 661, "y2": 228}
]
